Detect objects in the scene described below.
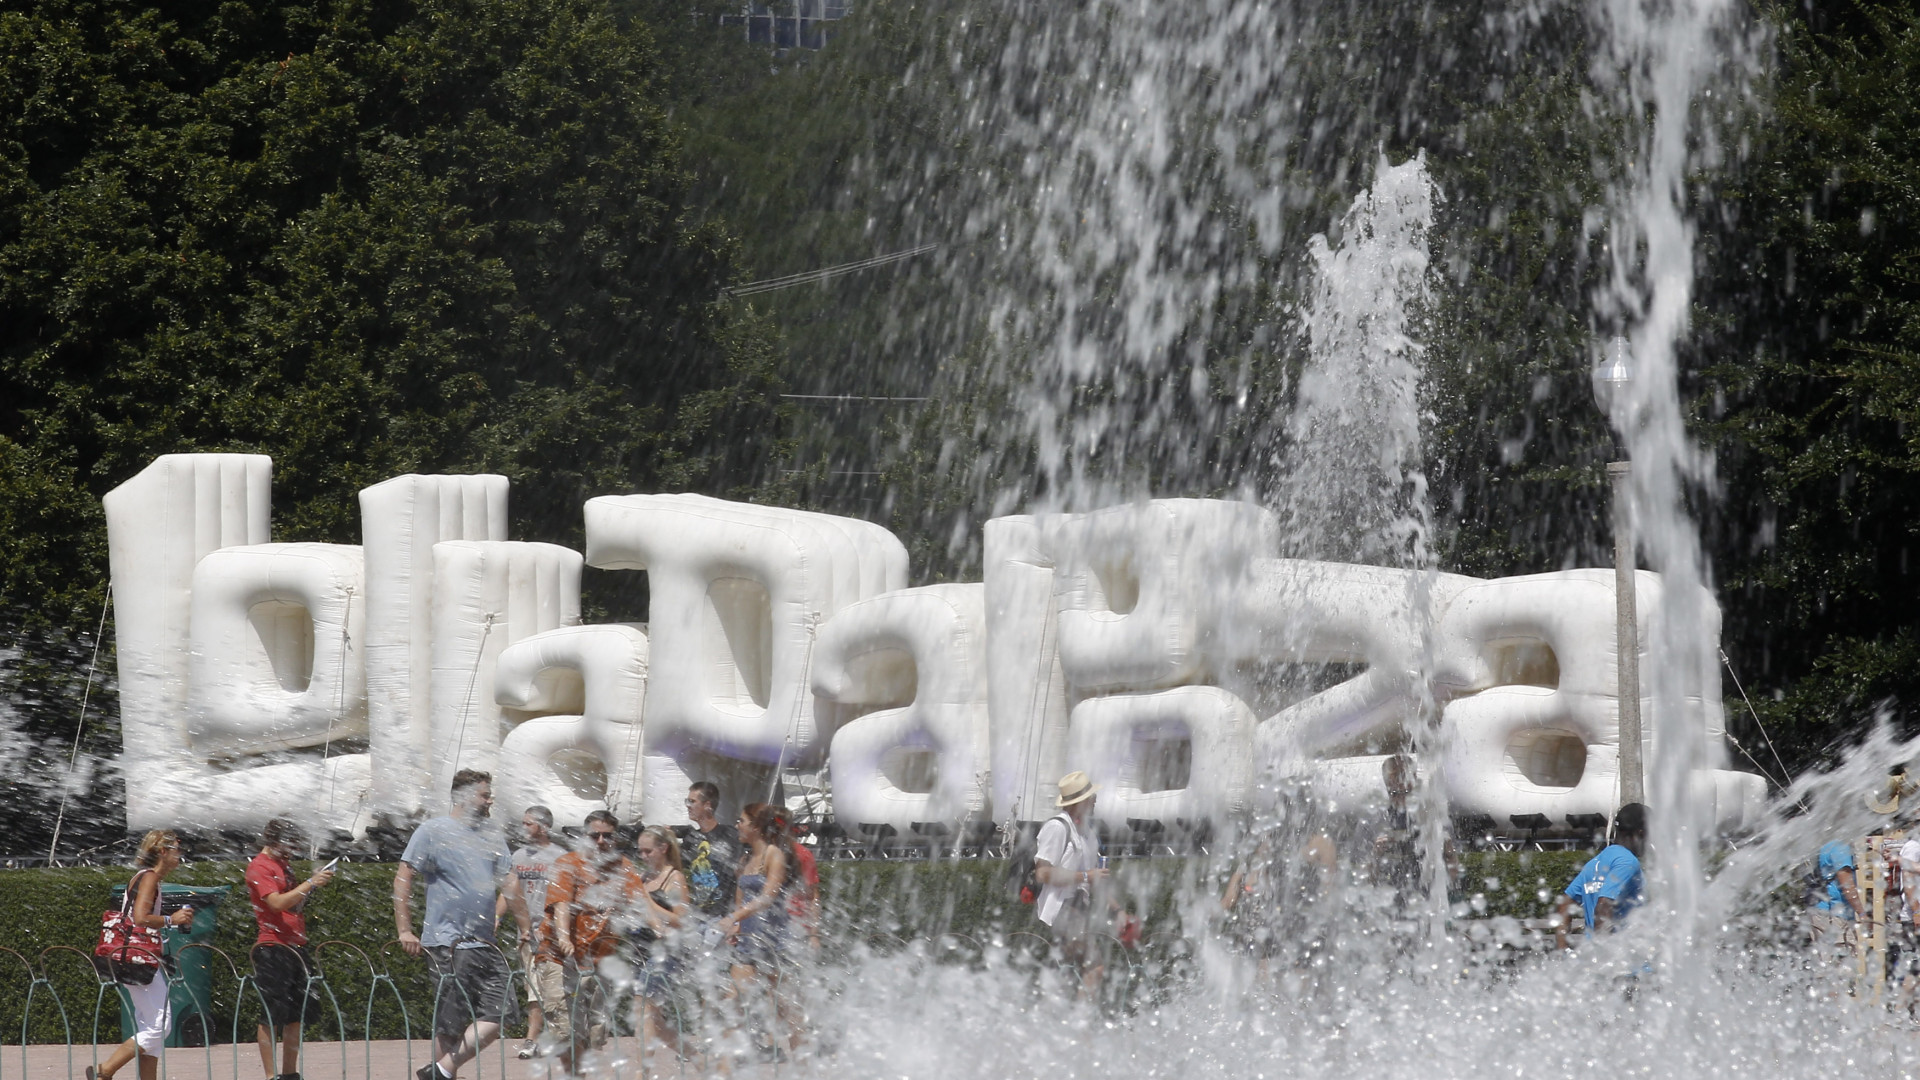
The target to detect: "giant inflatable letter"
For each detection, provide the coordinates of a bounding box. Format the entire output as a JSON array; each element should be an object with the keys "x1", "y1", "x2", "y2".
[
  {"x1": 429, "y1": 541, "x2": 582, "y2": 812},
  {"x1": 493, "y1": 623, "x2": 652, "y2": 828},
  {"x1": 584, "y1": 494, "x2": 907, "y2": 818},
  {"x1": 187, "y1": 543, "x2": 367, "y2": 755},
  {"x1": 984, "y1": 516, "x2": 1070, "y2": 823},
  {"x1": 360, "y1": 474, "x2": 509, "y2": 818},
  {"x1": 104, "y1": 454, "x2": 272, "y2": 830},
  {"x1": 106, "y1": 454, "x2": 373, "y2": 836},
  {"x1": 814, "y1": 584, "x2": 991, "y2": 834},
  {"x1": 1435, "y1": 569, "x2": 1765, "y2": 831},
  {"x1": 1234, "y1": 559, "x2": 1478, "y2": 762},
  {"x1": 1068, "y1": 685, "x2": 1257, "y2": 829},
  {"x1": 1043, "y1": 499, "x2": 1278, "y2": 693}
]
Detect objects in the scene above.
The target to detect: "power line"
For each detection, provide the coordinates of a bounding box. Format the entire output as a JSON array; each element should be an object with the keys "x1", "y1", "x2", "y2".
[
  {"x1": 726, "y1": 243, "x2": 939, "y2": 297},
  {"x1": 782, "y1": 393, "x2": 929, "y2": 402}
]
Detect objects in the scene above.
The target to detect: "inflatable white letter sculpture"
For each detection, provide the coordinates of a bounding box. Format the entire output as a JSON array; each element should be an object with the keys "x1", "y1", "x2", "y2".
[
  {"x1": 813, "y1": 584, "x2": 991, "y2": 834},
  {"x1": 1068, "y1": 686, "x2": 1257, "y2": 829},
  {"x1": 584, "y1": 494, "x2": 907, "y2": 818},
  {"x1": 360, "y1": 474, "x2": 509, "y2": 818},
  {"x1": 1233, "y1": 559, "x2": 1477, "y2": 758},
  {"x1": 187, "y1": 543, "x2": 367, "y2": 755},
  {"x1": 104, "y1": 454, "x2": 272, "y2": 830},
  {"x1": 984, "y1": 516, "x2": 1071, "y2": 824},
  {"x1": 429, "y1": 540, "x2": 582, "y2": 811},
  {"x1": 1045, "y1": 500, "x2": 1278, "y2": 693},
  {"x1": 493, "y1": 623, "x2": 652, "y2": 829},
  {"x1": 106, "y1": 454, "x2": 375, "y2": 836}
]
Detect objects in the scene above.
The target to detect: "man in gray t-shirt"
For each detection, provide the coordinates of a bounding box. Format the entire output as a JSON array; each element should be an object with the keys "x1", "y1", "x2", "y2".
[
  {"x1": 395, "y1": 770, "x2": 529, "y2": 1080},
  {"x1": 502, "y1": 805, "x2": 568, "y2": 1058}
]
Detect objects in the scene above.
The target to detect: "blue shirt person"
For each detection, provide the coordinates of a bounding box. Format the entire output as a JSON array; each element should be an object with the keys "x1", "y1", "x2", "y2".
[
  {"x1": 1813, "y1": 840, "x2": 1858, "y2": 919},
  {"x1": 1554, "y1": 802, "x2": 1649, "y2": 948}
]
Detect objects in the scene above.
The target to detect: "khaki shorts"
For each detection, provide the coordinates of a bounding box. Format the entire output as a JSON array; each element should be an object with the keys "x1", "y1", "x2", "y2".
[
  {"x1": 533, "y1": 957, "x2": 610, "y2": 1048},
  {"x1": 1810, "y1": 910, "x2": 1857, "y2": 955}
]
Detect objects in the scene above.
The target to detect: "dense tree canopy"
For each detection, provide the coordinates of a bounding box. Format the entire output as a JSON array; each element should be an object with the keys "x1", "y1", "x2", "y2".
[
  {"x1": 1709, "y1": 1, "x2": 1920, "y2": 766},
  {"x1": 1, "y1": 0, "x2": 785, "y2": 627}
]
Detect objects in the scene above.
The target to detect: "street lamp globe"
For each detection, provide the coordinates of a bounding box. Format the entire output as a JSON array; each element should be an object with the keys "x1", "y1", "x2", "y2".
[{"x1": 1590, "y1": 334, "x2": 1634, "y2": 421}]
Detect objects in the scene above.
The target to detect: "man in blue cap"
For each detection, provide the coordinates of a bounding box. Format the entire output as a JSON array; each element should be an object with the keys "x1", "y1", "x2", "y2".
[{"x1": 1554, "y1": 802, "x2": 1648, "y2": 948}]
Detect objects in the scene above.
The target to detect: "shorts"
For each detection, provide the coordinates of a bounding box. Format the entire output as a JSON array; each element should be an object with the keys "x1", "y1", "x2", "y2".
[
  {"x1": 519, "y1": 942, "x2": 541, "y2": 1005},
  {"x1": 1810, "y1": 910, "x2": 1857, "y2": 955},
  {"x1": 424, "y1": 946, "x2": 518, "y2": 1041},
  {"x1": 121, "y1": 971, "x2": 173, "y2": 1055},
  {"x1": 252, "y1": 943, "x2": 320, "y2": 1027},
  {"x1": 732, "y1": 914, "x2": 789, "y2": 974},
  {"x1": 1046, "y1": 895, "x2": 1099, "y2": 971},
  {"x1": 533, "y1": 956, "x2": 614, "y2": 1048}
]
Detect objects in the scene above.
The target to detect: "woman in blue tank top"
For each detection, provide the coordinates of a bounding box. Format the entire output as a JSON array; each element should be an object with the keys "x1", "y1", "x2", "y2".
[{"x1": 719, "y1": 802, "x2": 796, "y2": 1059}]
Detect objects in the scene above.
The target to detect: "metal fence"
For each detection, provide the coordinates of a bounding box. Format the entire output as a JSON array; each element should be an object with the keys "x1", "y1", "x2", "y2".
[
  {"x1": 0, "y1": 929, "x2": 1205, "y2": 1079},
  {"x1": 0, "y1": 939, "x2": 722, "y2": 1080}
]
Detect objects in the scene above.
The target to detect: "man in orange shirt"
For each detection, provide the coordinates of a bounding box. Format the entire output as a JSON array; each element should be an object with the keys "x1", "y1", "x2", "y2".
[{"x1": 539, "y1": 810, "x2": 644, "y2": 1074}]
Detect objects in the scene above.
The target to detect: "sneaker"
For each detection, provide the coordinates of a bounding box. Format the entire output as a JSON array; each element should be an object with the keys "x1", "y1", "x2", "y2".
[
  {"x1": 416, "y1": 1063, "x2": 448, "y2": 1080},
  {"x1": 516, "y1": 1041, "x2": 538, "y2": 1060}
]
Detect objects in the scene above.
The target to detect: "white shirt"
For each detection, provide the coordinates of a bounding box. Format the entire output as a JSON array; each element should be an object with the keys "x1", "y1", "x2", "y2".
[
  {"x1": 1033, "y1": 811, "x2": 1100, "y2": 926},
  {"x1": 1899, "y1": 839, "x2": 1920, "y2": 922}
]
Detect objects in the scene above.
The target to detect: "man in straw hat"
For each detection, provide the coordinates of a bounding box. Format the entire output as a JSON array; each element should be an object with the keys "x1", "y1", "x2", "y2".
[{"x1": 1033, "y1": 770, "x2": 1113, "y2": 999}]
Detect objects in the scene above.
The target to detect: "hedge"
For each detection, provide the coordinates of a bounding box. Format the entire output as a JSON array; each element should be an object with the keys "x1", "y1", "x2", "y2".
[{"x1": 0, "y1": 850, "x2": 1593, "y2": 1044}]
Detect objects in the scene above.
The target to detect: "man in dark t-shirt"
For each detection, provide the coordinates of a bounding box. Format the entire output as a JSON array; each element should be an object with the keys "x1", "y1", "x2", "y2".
[{"x1": 680, "y1": 781, "x2": 739, "y2": 920}]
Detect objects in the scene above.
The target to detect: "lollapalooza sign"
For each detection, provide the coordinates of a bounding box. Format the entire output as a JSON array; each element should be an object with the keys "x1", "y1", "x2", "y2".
[{"x1": 103, "y1": 454, "x2": 1765, "y2": 839}]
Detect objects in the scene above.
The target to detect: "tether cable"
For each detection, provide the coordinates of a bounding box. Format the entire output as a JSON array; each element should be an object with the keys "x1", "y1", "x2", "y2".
[
  {"x1": 48, "y1": 584, "x2": 112, "y2": 862},
  {"x1": 725, "y1": 244, "x2": 939, "y2": 298}
]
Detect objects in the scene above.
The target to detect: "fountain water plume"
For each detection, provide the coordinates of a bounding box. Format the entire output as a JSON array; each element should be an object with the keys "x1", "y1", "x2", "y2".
[
  {"x1": 1284, "y1": 151, "x2": 1436, "y2": 571},
  {"x1": 1586, "y1": 0, "x2": 1765, "y2": 950}
]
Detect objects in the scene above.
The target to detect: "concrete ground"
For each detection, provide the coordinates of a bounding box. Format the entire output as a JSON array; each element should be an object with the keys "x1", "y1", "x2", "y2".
[{"x1": 6, "y1": 1037, "x2": 729, "y2": 1079}]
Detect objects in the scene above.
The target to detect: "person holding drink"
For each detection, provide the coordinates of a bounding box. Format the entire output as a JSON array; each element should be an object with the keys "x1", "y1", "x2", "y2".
[{"x1": 90, "y1": 830, "x2": 194, "y2": 1080}]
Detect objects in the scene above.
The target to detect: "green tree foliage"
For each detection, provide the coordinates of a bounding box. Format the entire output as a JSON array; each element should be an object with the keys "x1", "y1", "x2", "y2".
[
  {"x1": 0, "y1": 0, "x2": 786, "y2": 851},
  {"x1": 0, "y1": 0, "x2": 785, "y2": 626},
  {"x1": 1709, "y1": 1, "x2": 1920, "y2": 765}
]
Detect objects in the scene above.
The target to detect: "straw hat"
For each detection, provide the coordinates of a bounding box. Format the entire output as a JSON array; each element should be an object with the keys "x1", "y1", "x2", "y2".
[
  {"x1": 1055, "y1": 771, "x2": 1099, "y2": 807},
  {"x1": 1867, "y1": 768, "x2": 1916, "y2": 815}
]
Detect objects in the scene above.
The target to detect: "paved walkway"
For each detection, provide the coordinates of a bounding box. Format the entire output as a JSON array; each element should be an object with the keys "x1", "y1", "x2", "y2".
[{"x1": 5, "y1": 1038, "x2": 726, "y2": 1079}]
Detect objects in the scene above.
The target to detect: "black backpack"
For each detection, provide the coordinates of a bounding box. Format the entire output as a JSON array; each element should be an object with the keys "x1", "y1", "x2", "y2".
[{"x1": 1002, "y1": 814, "x2": 1070, "y2": 904}]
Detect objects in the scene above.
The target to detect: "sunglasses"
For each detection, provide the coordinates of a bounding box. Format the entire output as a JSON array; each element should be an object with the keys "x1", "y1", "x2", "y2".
[{"x1": 588, "y1": 830, "x2": 618, "y2": 841}]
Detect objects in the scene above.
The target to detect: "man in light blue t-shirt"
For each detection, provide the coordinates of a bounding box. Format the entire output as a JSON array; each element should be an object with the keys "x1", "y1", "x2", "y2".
[
  {"x1": 395, "y1": 769, "x2": 530, "y2": 1080},
  {"x1": 1809, "y1": 838, "x2": 1862, "y2": 956},
  {"x1": 1554, "y1": 802, "x2": 1648, "y2": 948}
]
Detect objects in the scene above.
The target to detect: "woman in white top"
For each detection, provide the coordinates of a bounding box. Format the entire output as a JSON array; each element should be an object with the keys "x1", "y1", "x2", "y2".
[{"x1": 91, "y1": 830, "x2": 194, "y2": 1080}]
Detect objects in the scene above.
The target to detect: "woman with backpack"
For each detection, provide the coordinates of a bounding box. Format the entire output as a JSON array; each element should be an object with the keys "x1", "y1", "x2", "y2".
[{"x1": 90, "y1": 830, "x2": 195, "y2": 1080}]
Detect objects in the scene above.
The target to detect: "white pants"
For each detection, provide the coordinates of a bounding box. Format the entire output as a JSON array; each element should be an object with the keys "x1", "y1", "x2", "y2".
[{"x1": 122, "y1": 975, "x2": 172, "y2": 1055}]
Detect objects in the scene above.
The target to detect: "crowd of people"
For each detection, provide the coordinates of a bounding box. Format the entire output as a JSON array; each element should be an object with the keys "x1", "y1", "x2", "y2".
[
  {"x1": 87, "y1": 770, "x2": 822, "y2": 1080},
  {"x1": 397, "y1": 771, "x2": 822, "y2": 1078},
  {"x1": 101, "y1": 754, "x2": 1920, "y2": 1078}
]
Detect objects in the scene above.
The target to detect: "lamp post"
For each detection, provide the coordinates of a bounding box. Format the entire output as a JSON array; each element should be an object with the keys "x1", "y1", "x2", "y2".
[{"x1": 1592, "y1": 336, "x2": 1644, "y2": 806}]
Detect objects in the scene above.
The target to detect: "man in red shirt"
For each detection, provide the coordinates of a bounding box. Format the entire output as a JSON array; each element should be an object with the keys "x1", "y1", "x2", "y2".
[
  {"x1": 246, "y1": 818, "x2": 334, "y2": 1080},
  {"x1": 772, "y1": 808, "x2": 820, "y2": 950}
]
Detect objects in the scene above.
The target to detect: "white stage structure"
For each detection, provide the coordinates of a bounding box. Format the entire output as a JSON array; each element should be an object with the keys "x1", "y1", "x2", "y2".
[{"x1": 104, "y1": 454, "x2": 1767, "y2": 839}]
